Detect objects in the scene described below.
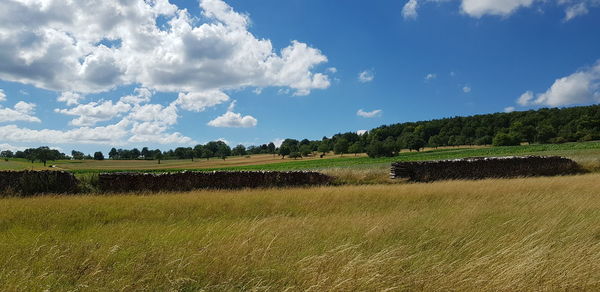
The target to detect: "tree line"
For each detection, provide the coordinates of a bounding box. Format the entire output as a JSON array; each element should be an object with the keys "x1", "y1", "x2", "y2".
[{"x1": 2, "y1": 105, "x2": 599, "y2": 163}]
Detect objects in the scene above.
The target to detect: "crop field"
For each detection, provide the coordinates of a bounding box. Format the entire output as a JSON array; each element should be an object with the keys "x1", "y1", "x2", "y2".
[
  {"x1": 2, "y1": 142, "x2": 599, "y2": 174},
  {"x1": 1, "y1": 174, "x2": 599, "y2": 291}
]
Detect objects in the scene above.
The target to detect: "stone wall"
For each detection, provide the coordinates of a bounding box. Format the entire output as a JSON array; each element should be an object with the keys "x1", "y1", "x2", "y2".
[
  {"x1": 391, "y1": 156, "x2": 583, "y2": 182},
  {"x1": 0, "y1": 171, "x2": 79, "y2": 196},
  {"x1": 98, "y1": 171, "x2": 333, "y2": 192}
]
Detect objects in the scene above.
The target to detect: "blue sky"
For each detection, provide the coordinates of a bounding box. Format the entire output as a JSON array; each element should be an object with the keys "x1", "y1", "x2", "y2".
[{"x1": 0, "y1": 0, "x2": 599, "y2": 154}]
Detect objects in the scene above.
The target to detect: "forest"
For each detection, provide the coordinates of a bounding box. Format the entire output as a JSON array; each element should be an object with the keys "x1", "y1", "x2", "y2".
[{"x1": 2, "y1": 105, "x2": 599, "y2": 162}]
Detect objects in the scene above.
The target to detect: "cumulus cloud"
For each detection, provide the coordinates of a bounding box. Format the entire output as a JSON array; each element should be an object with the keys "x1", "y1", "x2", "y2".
[
  {"x1": 517, "y1": 61, "x2": 600, "y2": 107},
  {"x1": 0, "y1": 0, "x2": 330, "y2": 96},
  {"x1": 402, "y1": 0, "x2": 598, "y2": 21},
  {"x1": 402, "y1": 0, "x2": 419, "y2": 20},
  {"x1": 517, "y1": 91, "x2": 534, "y2": 106},
  {"x1": 57, "y1": 92, "x2": 84, "y2": 106},
  {"x1": 120, "y1": 87, "x2": 153, "y2": 105},
  {"x1": 175, "y1": 90, "x2": 230, "y2": 112},
  {"x1": 0, "y1": 89, "x2": 6, "y2": 102},
  {"x1": 0, "y1": 143, "x2": 27, "y2": 152},
  {"x1": 463, "y1": 86, "x2": 472, "y2": 93},
  {"x1": 358, "y1": 70, "x2": 375, "y2": 83},
  {"x1": 207, "y1": 101, "x2": 258, "y2": 128},
  {"x1": 0, "y1": 101, "x2": 40, "y2": 123},
  {"x1": 55, "y1": 100, "x2": 131, "y2": 126},
  {"x1": 504, "y1": 106, "x2": 516, "y2": 113},
  {"x1": 357, "y1": 109, "x2": 383, "y2": 118},
  {"x1": 0, "y1": 121, "x2": 130, "y2": 145},
  {"x1": 0, "y1": 0, "x2": 333, "y2": 146}
]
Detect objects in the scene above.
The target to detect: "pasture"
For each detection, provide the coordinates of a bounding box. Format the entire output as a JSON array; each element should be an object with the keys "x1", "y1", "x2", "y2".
[
  {"x1": 2, "y1": 142, "x2": 600, "y2": 174},
  {"x1": 1, "y1": 174, "x2": 599, "y2": 290}
]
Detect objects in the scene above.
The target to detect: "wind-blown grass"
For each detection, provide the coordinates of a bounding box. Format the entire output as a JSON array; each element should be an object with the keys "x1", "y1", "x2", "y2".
[{"x1": 1, "y1": 173, "x2": 599, "y2": 290}]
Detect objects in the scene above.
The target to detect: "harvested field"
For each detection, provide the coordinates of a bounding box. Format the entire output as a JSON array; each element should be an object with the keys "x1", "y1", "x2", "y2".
[{"x1": 391, "y1": 156, "x2": 583, "y2": 182}]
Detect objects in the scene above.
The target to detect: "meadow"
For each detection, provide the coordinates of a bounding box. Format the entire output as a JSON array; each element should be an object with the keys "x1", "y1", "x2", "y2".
[
  {"x1": 3, "y1": 141, "x2": 600, "y2": 174},
  {"x1": 1, "y1": 174, "x2": 599, "y2": 291}
]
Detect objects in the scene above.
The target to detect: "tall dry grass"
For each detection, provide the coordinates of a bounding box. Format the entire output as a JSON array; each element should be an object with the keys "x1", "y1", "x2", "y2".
[{"x1": 1, "y1": 174, "x2": 599, "y2": 291}]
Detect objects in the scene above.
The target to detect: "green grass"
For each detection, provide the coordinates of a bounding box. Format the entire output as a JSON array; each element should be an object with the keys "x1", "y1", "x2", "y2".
[
  {"x1": 2, "y1": 142, "x2": 600, "y2": 175},
  {"x1": 1, "y1": 174, "x2": 599, "y2": 290},
  {"x1": 66, "y1": 141, "x2": 600, "y2": 174},
  {"x1": 0, "y1": 158, "x2": 46, "y2": 170}
]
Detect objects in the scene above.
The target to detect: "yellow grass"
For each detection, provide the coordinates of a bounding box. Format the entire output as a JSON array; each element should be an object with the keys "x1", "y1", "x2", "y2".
[{"x1": 1, "y1": 174, "x2": 600, "y2": 291}]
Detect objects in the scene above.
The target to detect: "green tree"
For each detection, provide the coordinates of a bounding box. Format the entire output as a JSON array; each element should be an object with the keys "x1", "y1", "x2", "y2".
[
  {"x1": 288, "y1": 152, "x2": 302, "y2": 159},
  {"x1": 299, "y1": 145, "x2": 312, "y2": 157},
  {"x1": 405, "y1": 134, "x2": 426, "y2": 152},
  {"x1": 333, "y1": 138, "x2": 349, "y2": 156},
  {"x1": 232, "y1": 144, "x2": 247, "y2": 156},
  {"x1": 492, "y1": 133, "x2": 520, "y2": 146},
  {"x1": 317, "y1": 142, "x2": 330, "y2": 155},
  {"x1": 348, "y1": 142, "x2": 363, "y2": 156},
  {"x1": 93, "y1": 151, "x2": 105, "y2": 160},
  {"x1": 71, "y1": 150, "x2": 85, "y2": 160},
  {"x1": 109, "y1": 148, "x2": 118, "y2": 159},
  {"x1": 279, "y1": 145, "x2": 291, "y2": 159}
]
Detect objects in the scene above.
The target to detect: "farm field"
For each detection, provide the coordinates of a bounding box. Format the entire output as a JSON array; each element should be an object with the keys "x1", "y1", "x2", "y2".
[
  {"x1": 2, "y1": 141, "x2": 599, "y2": 174},
  {"x1": 1, "y1": 174, "x2": 599, "y2": 290}
]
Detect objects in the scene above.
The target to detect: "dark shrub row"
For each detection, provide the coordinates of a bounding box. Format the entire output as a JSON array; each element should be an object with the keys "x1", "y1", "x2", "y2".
[
  {"x1": 391, "y1": 156, "x2": 583, "y2": 182},
  {"x1": 98, "y1": 171, "x2": 333, "y2": 193},
  {"x1": 0, "y1": 171, "x2": 79, "y2": 196}
]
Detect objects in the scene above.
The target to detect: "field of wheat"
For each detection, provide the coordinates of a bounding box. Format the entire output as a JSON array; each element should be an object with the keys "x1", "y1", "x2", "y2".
[{"x1": 1, "y1": 173, "x2": 599, "y2": 291}]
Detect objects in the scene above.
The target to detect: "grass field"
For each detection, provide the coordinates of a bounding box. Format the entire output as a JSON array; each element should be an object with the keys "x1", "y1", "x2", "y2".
[
  {"x1": 1, "y1": 174, "x2": 599, "y2": 291},
  {"x1": 3, "y1": 141, "x2": 599, "y2": 174}
]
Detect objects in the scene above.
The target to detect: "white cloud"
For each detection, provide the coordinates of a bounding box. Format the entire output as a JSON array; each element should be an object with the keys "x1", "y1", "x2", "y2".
[
  {"x1": 504, "y1": 106, "x2": 516, "y2": 113},
  {"x1": 358, "y1": 70, "x2": 375, "y2": 83},
  {"x1": 0, "y1": 121, "x2": 130, "y2": 145},
  {"x1": 564, "y1": 2, "x2": 589, "y2": 20},
  {"x1": 0, "y1": 102, "x2": 40, "y2": 123},
  {"x1": 402, "y1": 0, "x2": 420, "y2": 20},
  {"x1": 128, "y1": 103, "x2": 179, "y2": 126},
  {"x1": 57, "y1": 92, "x2": 84, "y2": 106},
  {"x1": 175, "y1": 90, "x2": 230, "y2": 112},
  {"x1": 460, "y1": 0, "x2": 537, "y2": 17},
  {"x1": 120, "y1": 87, "x2": 153, "y2": 104},
  {"x1": 425, "y1": 73, "x2": 437, "y2": 80},
  {"x1": 55, "y1": 100, "x2": 132, "y2": 126},
  {"x1": 357, "y1": 109, "x2": 383, "y2": 118},
  {"x1": 272, "y1": 138, "x2": 284, "y2": 148},
  {"x1": 516, "y1": 61, "x2": 600, "y2": 107},
  {"x1": 0, "y1": 0, "x2": 331, "y2": 97},
  {"x1": 517, "y1": 91, "x2": 534, "y2": 106},
  {"x1": 0, "y1": 143, "x2": 27, "y2": 152},
  {"x1": 357, "y1": 129, "x2": 368, "y2": 135},
  {"x1": 463, "y1": 86, "x2": 472, "y2": 93},
  {"x1": 327, "y1": 67, "x2": 338, "y2": 73},
  {"x1": 207, "y1": 101, "x2": 258, "y2": 128},
  {"x1": 0, "y1": 89, "x2": 6, "y2": 102},
  {"x1": 404, "y1": 0, "x2": 598, "y2": 21}
]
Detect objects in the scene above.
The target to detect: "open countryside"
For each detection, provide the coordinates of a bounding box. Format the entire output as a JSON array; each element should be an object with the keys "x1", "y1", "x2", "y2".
[{"x1": 2, "y1": 0, "x2": 600, "y2": 291}]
